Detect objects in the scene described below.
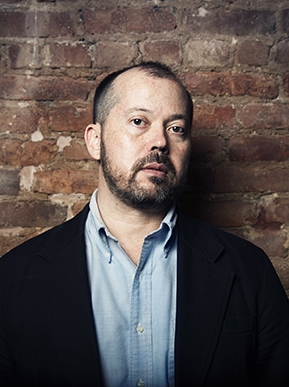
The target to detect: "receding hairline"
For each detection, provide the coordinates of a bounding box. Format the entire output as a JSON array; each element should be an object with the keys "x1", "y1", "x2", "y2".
[{"x1": 93, "y1": 62, "x2": 193, "y2": 126}]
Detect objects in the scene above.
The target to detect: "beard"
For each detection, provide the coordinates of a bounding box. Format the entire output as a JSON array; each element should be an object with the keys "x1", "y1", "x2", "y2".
[{"x1": 100, "y1": 140, "x2": 187, "y2": 211}]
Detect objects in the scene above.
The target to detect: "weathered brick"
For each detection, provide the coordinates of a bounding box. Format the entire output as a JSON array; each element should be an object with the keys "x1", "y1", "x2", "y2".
[
  {"x1": 239, "y1": 104, "x2": 289, "y2": 129},
  {"x1": 33, "y1": 169, "x2": 98, "y2": 194},
  {"x1": 49, "y1": 42, "x2": 91, "y2": 68},
  {"x1": 0, "y1": 106, "x2": 37, "y2": 134},
  {"x1": 188, "y1": 200, "x2": 259, "y2": 228},
  {"x1": 261, "y1": 197, "x2": 289, "y2": 225},
  {"x1": 21, "y1": 140, "x2": 57, "y2": 166},
  {"x1": 0, "y1": 201, "x2": 67, "y2": 228},
  {"x1": 236, "y1": 40, "x2": 269, "y2": 66},
  {"x1": 191, "y1": 136, "x2": 225, "y2": 161},
  {"x1": 141, "y1": 40, "x2": 182, "y2": 65},
  {"x1": 182, "y1": 72, "x2": 278, "y2": 99},
  {"x1": 49, "y1": 105, "x2": 91, "y2": 132},
  {"x1": 83, "y1": 7, "x2": 176, "y2": 34},
  {"x1": 248, "y1": 230, "x2": 288, "y2": 259},
  {"x1": 214, "y1": 166, "x2": 289, "y2": 193},
  {"x1": 281, "y1": 9, "x2": 289, "y2": 34},
  {"x1": 183, "y1": 9, "x2": 276, "y2": 36},
  {"x1": 0, "y1": 75, "x2": 89, "y2": 101},
  {"x1": 0, "y1": 170, "x2": 19, "y2": 195},
  {"x1": 95, "y1": 41, "x2": 138, "y2": 68},
  {"x1": 193, "y1": 104, "x2": 235, "y2": 130},
  {"x1": 185, "y1": 40, "x2": 229, "y2": 67},
  {"x1": 284, "y1": 73, "x2": 289, "y2": 97},
  {"x1": 63, "y1": 139, "x2": 91, "y2": 161},
  {"x1": 82, "y1": 8, "x2": 114, "y2": 34},
  {"x1": 9, "y1": 44, "x2": 42, "y2": 69},
  {"x1": 0, "y1": 11, "x2": 28, "y2": 37},
  {"x1": 40, "y1": 12, "x2": 73, "y2": 37},
  {"x1": 229, "y1": 136, "x2": 289, "y2": 162},
  {"x1": 275, "y1": 40, "x2": 289, "y2": 64},
  {"x1": 0, "y1": 139, "x2": 22, "y2": 166}
]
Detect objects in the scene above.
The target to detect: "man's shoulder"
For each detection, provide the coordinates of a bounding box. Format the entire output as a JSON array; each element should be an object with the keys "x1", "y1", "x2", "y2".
[
  {"x1": 0, "y1": 204, "x2": 89, "y2": 266},
  {"x1": 177, "y1": 210, "x2": 268, "y2": 270}
]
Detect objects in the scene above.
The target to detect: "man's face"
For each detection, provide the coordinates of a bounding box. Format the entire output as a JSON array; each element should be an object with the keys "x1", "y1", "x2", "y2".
[{"x1": 99, "y1": 69, "x2": 192, "y2": 211}]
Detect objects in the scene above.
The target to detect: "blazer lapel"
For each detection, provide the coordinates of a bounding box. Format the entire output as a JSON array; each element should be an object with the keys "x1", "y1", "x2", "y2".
[
  {"x1": 175, "y1": 214, "x2": 235, "y2": 386},
  {"x1": 30, "y1": 206, "x2": 103, "y2": 386}
]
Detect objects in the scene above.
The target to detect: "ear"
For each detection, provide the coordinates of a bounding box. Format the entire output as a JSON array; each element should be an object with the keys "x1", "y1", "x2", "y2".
[{"x1": 84, "y1": 123, "x2": 101, "y2": 161}]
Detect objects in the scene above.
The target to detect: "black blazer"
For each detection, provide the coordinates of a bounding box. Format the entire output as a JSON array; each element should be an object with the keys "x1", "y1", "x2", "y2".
[{"x1": 1, "y1": 205, "x2": 289, "y2": 386}]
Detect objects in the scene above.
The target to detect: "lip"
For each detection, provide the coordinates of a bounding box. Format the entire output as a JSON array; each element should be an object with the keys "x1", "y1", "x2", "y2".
[{"x1": 141, "y1": 163, "x2": 168, "y2": 176}]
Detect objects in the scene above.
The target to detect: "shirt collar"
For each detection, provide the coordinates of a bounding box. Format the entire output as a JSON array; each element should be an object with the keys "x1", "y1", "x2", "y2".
[{"x1": 87, "y1": 189, "x2": 178, "y2": 261}]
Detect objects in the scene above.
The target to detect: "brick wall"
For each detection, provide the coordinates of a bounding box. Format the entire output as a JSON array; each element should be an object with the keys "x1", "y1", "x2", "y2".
[{"x1": 0, "y1": 0, "x2": 289, "y2": 293}]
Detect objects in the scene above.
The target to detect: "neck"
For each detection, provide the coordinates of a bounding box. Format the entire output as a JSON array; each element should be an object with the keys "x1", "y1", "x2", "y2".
[{"x1": 96, "y1": 183, "x2": 170, "y2": 265}]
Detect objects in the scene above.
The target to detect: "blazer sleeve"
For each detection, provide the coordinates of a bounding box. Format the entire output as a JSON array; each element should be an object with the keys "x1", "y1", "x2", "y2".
[{"x1": 253, "y1": 253, "x2": 289, "y2": 386}]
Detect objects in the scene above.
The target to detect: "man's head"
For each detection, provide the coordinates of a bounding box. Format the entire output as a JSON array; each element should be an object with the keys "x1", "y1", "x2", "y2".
[{"x1": 85, "y1": 62, "x2": 193, "y2": 211}]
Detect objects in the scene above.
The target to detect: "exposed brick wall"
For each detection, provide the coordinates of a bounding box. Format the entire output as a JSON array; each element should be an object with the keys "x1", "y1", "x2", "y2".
[{"x1": 0, "y1": 0, "x2": 289, "y2": 293}]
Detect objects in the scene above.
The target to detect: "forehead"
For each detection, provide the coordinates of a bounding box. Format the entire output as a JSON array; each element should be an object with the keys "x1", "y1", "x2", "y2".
[{"x1": 112, "y1": 69, "x2": 188, "y2": 111}]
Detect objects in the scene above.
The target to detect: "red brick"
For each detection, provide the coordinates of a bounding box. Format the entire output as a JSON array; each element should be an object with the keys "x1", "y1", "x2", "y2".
[
  {"x1": 182, "y1": 72, "x2": 278, "y2": 99},
  {"x1": 41, "y1": 12, "x2": 73, "y2": 37},
  {"x1": 9, "y1": 44, "x2": 42, "y2": 69},
  {"x1": 236, "y1": 40, "x2": 269, "y2": 66},
  {"x1": 214, "y1": 166, "x2": 289, "y2": 193},
  {"x1": 0, "y1": 201, "x2": 67, "y2": 228},
  {"x1": 82, "y1": 8, "x2": 114, "y2": 34},
  {"x1": 49, "y1": 105, "x2": 91, "y2": 133},
  {"x1": 185, "y1": 40, "x2": 229, "y2": 67},
  {"x1": 49, "y1": 42, "x2": 91, "y2": 68},
  {"x1": 191, "y1": 136, "x2": 225, "y2": 161},
  {"x1": 141, "y1": 41, "x2": 182, "y2": 65},
  {"x1": 0, "y1": 11, "x2": 28, "y2": 37},
  {"x1": 284, "y1": 73, "x2": 289, "y2": 97},
  {"x1": 33, "y1": 170, "x2": 98, "y2": 194},
  {"x1": 239, "y1": 104, "x2": 289, "y2": 129},
  {"x1": 95, "y1": 41, "x2": 138, "y2": 68},
  {"x1": 0, "y1": 107, "x2": 37, "y2": 134},
  {"x1": 281, "y1": 9, "x2": 289, "y2": 34},
  {"x1": 83, "y1": 7, "x2": 176, "y2": 34},
  {"x1": 193, "y1": 104, "x2": 235, "y2": 130},
  {"x1": 229, "y1": 136, "x2": 289, "y2": 162},
  {"x1": 63, "y1": 139, "x2": 91, "y2": 161},
  {"x1": 187, "y1": 200, "x2": 259, "y2": 228},
  {"x1": 21, "y1": 140, "x2": 57, "y2": 166},
  {"x1": 183, "y1": 10, "x2": 275, "y2": 36},
  {"x1": 0, "y1": 170, "x2": 19, "y2": 195},
  {"x1": 0, "y1": 139, "x2": 22, "y2": 166},
  {"x1": 275, "y1": 40, "x2": 289, "y2": 64},
  {"x1": 0, "y1": 75, "x2": 89, "y2": 101},
  {"x1": 260, "y1": 197, "x2": 289, "y2": 225}
]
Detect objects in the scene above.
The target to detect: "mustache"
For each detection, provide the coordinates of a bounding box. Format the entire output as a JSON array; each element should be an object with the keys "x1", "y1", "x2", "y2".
[{"x1": 131, "y1": 151, "x2": 176, "y2": 176}]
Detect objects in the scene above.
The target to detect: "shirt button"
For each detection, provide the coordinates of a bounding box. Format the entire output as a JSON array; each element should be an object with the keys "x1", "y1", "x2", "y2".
[
  {"x1": 136, "y1": 324, "x2": 144, "y2": 334},
  {"x1": 137, "y1": 379, "x2": 145, "y2": 387}
]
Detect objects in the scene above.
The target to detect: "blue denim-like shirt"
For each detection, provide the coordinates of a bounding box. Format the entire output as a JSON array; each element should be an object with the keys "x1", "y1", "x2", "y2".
[{"x1": 85, "y1": 190, "x2": 177, "y2": 387}]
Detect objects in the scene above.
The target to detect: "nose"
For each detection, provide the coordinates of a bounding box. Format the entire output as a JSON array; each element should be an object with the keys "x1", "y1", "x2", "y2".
[{"x1": 147, "y1": 125, "x2": 169, "y2": 154}]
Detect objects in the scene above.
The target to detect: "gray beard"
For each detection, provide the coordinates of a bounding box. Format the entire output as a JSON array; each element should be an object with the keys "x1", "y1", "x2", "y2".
[{"x1": 100, "y1": 142, "x2": 186, "y2": 211}]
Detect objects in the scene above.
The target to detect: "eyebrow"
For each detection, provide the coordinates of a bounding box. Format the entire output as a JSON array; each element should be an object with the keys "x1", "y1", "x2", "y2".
[{"x1": 124, "y1": 108, "x2": 189, "y2": 125}]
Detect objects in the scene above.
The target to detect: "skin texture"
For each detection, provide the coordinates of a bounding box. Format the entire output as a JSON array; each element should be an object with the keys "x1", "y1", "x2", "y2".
[{"x1": 85, "y1": 68, "x2": 192, "y2": 263}]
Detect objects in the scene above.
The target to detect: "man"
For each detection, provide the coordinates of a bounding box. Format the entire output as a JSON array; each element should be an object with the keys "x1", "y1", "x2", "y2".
[{"x1": 0, "y1": 62, "x2": 289, "y2": 387}]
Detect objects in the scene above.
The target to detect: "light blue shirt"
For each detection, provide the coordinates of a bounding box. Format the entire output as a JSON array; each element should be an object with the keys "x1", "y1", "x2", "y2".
[{"x1": 85, "y1": 190, "x2": 177, "y2": 387}]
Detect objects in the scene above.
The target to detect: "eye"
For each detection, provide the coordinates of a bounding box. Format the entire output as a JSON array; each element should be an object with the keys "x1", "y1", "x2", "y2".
[
  {"x1": 131, "y1": 118, "x2": 147, "y2": 127},
  {"x1": 169, "y1": 126, "x2": 185, "y2": 134}
]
